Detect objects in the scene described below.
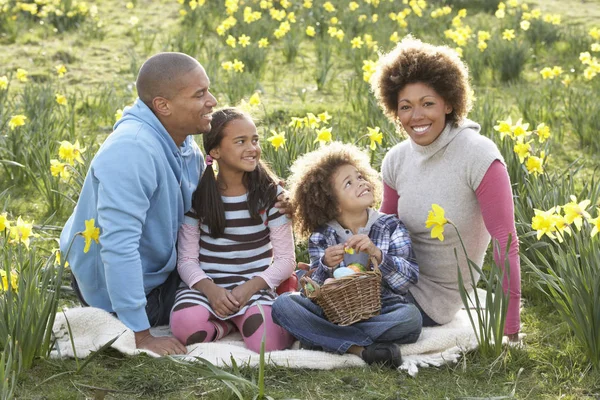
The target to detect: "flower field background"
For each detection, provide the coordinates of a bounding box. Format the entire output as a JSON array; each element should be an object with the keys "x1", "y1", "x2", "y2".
[{"x1": 1, "y1": 0, "x2": 600, "y2": 398}]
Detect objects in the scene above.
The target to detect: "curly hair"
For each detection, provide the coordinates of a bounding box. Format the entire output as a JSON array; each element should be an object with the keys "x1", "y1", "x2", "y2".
[
  {"x1": 287, "y1": 142, "x2": 382, "y2": 239},
  {"x1": 371, "y1": 36, "x2": 472, "y2": 127}
]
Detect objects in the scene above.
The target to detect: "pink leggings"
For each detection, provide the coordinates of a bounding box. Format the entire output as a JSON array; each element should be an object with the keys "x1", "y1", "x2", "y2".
[{"x1": 170, "y1": 305, "x2": 294, "y2": 353}]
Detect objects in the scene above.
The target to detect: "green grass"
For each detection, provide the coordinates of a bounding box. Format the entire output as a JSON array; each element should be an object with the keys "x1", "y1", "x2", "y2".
[{"x1": 2, "y1": 0, "x2": 600, "y2": 398}]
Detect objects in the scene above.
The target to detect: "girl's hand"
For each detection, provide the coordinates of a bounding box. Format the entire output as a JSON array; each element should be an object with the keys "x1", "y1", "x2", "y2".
[
  {"x1": 323, "y1": 244, "x2": 345, "y2": 268},
  {"x1": 345, "y1": 234, "x2": 382, "y2": 264},
  {"x1": 231, "y1": 277, "x2": 268, "y2": 309},
  {"x1": 195, "y1": 280, "x2": 240, "y2": 318}
]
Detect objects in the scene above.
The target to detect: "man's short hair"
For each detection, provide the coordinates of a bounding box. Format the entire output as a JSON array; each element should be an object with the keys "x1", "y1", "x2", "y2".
[{"x1": 136, "y1": 52, "x2": 201, "y2": 108}]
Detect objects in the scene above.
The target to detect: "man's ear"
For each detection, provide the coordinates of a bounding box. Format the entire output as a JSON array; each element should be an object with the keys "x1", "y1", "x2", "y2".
[{"x1": 152, "y1": 97, "x2": 171, "y2": 116}]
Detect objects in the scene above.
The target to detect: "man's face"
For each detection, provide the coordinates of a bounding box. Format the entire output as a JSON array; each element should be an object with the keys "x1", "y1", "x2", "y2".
[{"x1": 168, "y1": 66, "x2": 217, "y2": 137}]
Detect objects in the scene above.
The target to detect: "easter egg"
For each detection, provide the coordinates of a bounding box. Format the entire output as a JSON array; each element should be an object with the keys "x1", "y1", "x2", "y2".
[
  {"x1": 347, "y1": 263, "x2": 366, "y2": 273},
  {"x1": 333, "y1": 267, "x2": 356, "y2": 279},
  {"x1": 324, "y1": 278, "x2": 336, "y2": 285}
]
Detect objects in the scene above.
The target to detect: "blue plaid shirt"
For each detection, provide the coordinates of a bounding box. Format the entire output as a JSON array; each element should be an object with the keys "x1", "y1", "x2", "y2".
[{"x1": 308, "y1": 214, "x2": 418, "y2": 300}]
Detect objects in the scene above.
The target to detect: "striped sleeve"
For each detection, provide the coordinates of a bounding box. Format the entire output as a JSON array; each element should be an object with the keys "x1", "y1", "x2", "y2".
[
  {"x1": 259, "y1": 221, "x2": 296, "y2": 289},
  {"x1": 266, "y1": 185, "x2": 290, "y2": 228}
]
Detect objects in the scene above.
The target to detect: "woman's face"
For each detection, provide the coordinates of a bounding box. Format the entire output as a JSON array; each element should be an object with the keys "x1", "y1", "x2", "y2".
[{"x1": 396, "y1": 82, "x2": 453, "y2": 146}]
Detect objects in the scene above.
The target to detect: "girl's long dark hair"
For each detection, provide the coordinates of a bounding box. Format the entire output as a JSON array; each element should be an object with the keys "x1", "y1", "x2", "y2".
[{"x1": 192, "y1": 107, "x2": 280, "y2": 238}]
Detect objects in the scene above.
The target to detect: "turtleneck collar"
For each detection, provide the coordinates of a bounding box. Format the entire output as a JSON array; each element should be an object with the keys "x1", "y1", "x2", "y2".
[{"x1": 408, "y1": 118, "x2": 481, "y2": 158}]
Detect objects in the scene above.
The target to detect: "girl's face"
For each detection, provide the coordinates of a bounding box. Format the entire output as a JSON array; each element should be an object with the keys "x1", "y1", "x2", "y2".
[
  {"x1": 396, "y1": 82, "x2": 453, "y2": 146},
  {"x1": 211, "y1": 117, "x2": 261, "y2": 173},
  {"x1": 331, "y1": 164, "x2": 374, "y2": 215}
]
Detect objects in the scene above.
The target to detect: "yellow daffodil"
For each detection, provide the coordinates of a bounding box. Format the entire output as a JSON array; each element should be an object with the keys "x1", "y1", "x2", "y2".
[
  {"x1": 267, "y1": 130, "x2": 286, "y2": 151},
  {"x1": 349, "y1": 1, "x2": 359, "y2": 11},
  {"x1": 81, "y1": 218, "x2": 100, "y2": 253},
  {"x1": 226, "y1": 35, "x2": 236, "y2": 47},
  {"x1": 317, "y1": 111, "x2": 332, "y2": 124},
  {"x1": 512, "y1": 118, "x2": 530, "y2": 138},
  {"x1": 477, "y1": 41, "x2": 488, "y2": 52},
  {"x1": 362, "y1": 60, "x2": 377, "y2": 82},
  {"x1": 351, "y1": 36, "x2": 364, "y2": 49},
  {"x1": 526, "y1": 151, "x2": 545, "y2": 176},
  {"x1": 258, "y1": 37, "x2": 269, "y2": 48},
  {"x1": 288, "y1": 117, "x2": 303, "y2": 129},
  {"x1": 390, "y1": 31, "x2": 400, "y2": 43},
  {"x1": 535, "y1": 123, "x2": 550, "y2": 142},
  {"x1": 303, "y1": 0, "x2": 312, "y2": 8},
  {"x1": 238, "y1": 34, "x2": 250, "y2": 47},
  {"x1": 0, "y1": 213, "x2": 10, "y2": 232},
  {"x1": 502, "y1": 29, "x2": 516, "y2": 41},
  {"x1": 367, "y1": 126, "x2": 383, "y2": 150},
  {"x1": 126, "y1": 2, "x2": 134, "y2": 9},
  {"x1": 590, "y1": 209, "x2": 600, "y2": 237},
  {"x1": 520, "y1": 20, "x2": 530, "y2": 30},
  {"x1": 16, "y1": 68, "x2": 28, "y2": 82},
  {"x1": 55, "y1": 93, "x2": 67, "y2": 106},
  {"x1": 425, "y1": 204, "x2": 448, "y2": 241},
  {"x1": 478, "y1": 31, "x2": 491, "y2": 41},
  {"x1": 129, "y1": 16, "x2": 139, "y2": 26},
  {"x1": 54, "y1": 250, "x2": 70, "y2": 267},
  {"x1": 305, "y1": 113, "x2": 320, "y2": 129},
  {"x1": 305, "y1": 26, "x2": 316, "y2": 37},
  {"x1": 9, "y1": 115, "x2": 27, "y2": 130},
  {"x1": 495, "y1": 9, "x2": 505, "y2": 19},
  {"x1": 580, "y1": 52, "x2": 592, "y2": 64},
  {"x1": 59, "y1": 140, "x2": 86, "y2": 165},
  {"x1": 232, "y1": 59, "x2": 245, "y2": 73},
  {"x1": 323, "y1": 1, "x2": 335, "y2": 12},
  {"x1": 9, "y1": 216, "x2": 34, "y2": 249},
  {"x1": 1, "y1": 269, "x2": 19, "y2": 292},
  {"x1": 563, "y1": 195, "x2": 591, "y2": 231},
  {"x1": 249, "y1": 92, "x2": 260, "y2": 106},
  {"x1": 561, "y1": 75, "x2": 573, "y2": 87},
  {"x1": 590, "y1": 27, "x2": 600, "y2": 40},
  {"x1": 540, "y1": 67, "x2": 554, "y2": 79},
  {"x1": 531, "y1": 207, "x2": 558, "y2": 240},
  {"x1": 513, "y1": 139, "x2": 531, "y2": 163},
  {"x1": 50, "y1": 159, "x2": 71, "y2": 182},
  {"x1": 0, "y1": 76, "x2": 8, "y2": 90},
  {"x1": 493, "y1": 116, "x2": 513, "y2": 140},
  {"x1": 591, "y1": 43, "x2": 600, "y2": 52},
  {"x1": 222, "y1": 61, "x2": 234, "y2": 71},
  {"x1": 314, "y1": 127, "x2": 333, "y2": 146},
  {"x1": 115, "y1": 109, "x2": 123, "y2": 122}
]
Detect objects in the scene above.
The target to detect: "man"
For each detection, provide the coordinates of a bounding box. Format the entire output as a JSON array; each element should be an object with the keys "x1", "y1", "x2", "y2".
[{"x1": 60, "y1": 52, "x2": 217, "y2": 355}]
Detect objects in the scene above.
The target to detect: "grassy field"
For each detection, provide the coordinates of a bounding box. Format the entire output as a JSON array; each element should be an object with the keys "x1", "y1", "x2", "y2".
[{"x1": 2, "y1": 0, "x2": 600, "y2": 399}]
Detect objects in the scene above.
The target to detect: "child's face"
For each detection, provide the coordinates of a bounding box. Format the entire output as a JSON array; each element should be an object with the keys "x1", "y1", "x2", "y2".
[
  {"x1": 331, "y1": 164, "x2": 374, "y2": 215},
  {"x1": 211, "y1": 117, "x2": 261, "y2": 173}
]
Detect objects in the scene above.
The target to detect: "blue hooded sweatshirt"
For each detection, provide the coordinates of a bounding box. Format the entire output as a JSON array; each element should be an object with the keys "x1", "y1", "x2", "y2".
[{"x1": 60, "y1": 99, "x2": 203, "y2": 332}]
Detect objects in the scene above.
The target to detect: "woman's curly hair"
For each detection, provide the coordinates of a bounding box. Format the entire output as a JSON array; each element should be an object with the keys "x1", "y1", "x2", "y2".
[
  {"x1": 287, "y1": 142, "x2": 382, "y2": 239},
  {"x1": 371, "y1": 36, "x2": 472, "y2": 127}
]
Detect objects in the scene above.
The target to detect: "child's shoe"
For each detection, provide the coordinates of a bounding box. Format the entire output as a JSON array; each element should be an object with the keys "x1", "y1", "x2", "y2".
[{"x1": 361, "y1": 343, "x2": 402, "y2": 368}]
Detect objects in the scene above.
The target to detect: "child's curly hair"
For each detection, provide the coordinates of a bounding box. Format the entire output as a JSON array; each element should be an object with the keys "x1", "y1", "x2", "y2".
[
  {"x1": 370, "y1": 35, "x2": 472, "y2": 127},
  {"x1": 287, "y1": 142, "x2": 382, "y2": 239}
]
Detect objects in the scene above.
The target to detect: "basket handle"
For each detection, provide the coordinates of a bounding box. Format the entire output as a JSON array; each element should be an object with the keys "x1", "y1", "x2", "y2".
[{"x1": 300, "y1": 275, "x2": 321, "y2": 298}]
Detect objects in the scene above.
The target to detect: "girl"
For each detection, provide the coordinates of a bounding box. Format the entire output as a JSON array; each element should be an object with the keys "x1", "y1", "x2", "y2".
[
  {"x1": 170, "y1": 107, "x2": 295, "y2": 353},
  {"x1": 371, "y1": 36, "x2": 521, "y2": 340},
  {"x1": 272, "y1": 142, "x2": 422, "y2": 368}
]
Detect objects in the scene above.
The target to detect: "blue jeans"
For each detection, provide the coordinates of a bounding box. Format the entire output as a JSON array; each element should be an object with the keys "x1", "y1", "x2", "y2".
[{"x1": 271, "y1": 292, "x2": 422, "y2": 354}]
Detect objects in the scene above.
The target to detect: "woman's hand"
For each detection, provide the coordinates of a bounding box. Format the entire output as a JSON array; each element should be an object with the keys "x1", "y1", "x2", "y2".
[
  {"x1": 194, "y1": 279, "x2": 240, "y2": 318},
  {"x1": 323, "y1": 244, "x2": 345, "y2": 268},
  {"x1": 344, "y1": 234, "x2": 382, "y2": 264}
]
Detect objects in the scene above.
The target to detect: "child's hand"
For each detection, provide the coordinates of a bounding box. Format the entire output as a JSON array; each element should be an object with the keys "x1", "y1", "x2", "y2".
[
  {"x1": 345, "y1": 234, "x2": 382, "y2": 264},
  {"x1": 323, "y1": 244, "x2": 345, "y2": 268},
  {"x1": 231, "y1": 277, "x2": 268, "y2": 309},
  {"x1": 198, "y1": 280, "x2": 240, "y2": 318}
]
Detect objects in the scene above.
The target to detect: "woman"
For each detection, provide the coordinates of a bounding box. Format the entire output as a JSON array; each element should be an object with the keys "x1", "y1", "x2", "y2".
[{"x1": 371, "y1": 36, "x2": 520, "y2": 340}]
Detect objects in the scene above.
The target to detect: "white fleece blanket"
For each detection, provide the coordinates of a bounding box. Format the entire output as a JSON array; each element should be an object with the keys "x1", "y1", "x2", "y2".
[{"x1": 51, "y1": 306, "x2": 481, "y2": 376}]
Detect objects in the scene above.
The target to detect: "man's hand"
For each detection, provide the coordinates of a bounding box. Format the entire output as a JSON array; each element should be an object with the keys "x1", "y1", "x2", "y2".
[
  {"x1": 344, "y1": 234, "x2": 382, "y2": 264},
  {"x1": 231, "y1": 277, "x2": 268, "y2": 309},
  {"x1": 195, "y1": 279, "x2": 240, "y2": 318},
  {"x1": 134, "y1": 330, "x2": 187, "y2": 355},
  {"x1": 323, "y1": 244, "x2": 344, "y2": 268},
  {"x1": 273, "y1": 190, "x2": 293, "y2": 219}
]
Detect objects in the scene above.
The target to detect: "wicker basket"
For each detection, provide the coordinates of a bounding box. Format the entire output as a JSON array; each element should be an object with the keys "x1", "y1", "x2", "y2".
[{"x1": 300, "y1": 258, "x2": 382, "y2": 326}]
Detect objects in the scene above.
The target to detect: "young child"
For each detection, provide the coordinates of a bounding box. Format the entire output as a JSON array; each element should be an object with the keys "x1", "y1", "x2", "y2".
[
  {"x1": 170, "y1": 107, "x2": 295, "y2": 353},
  {"x1": 272, "y1": 142, "x2": 422, "y2": 368}
]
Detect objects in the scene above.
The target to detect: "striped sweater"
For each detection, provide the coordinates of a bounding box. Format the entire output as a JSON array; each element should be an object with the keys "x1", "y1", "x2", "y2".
[{"x1": 172, "y1": 189, "x2": 292, "y2": 319}]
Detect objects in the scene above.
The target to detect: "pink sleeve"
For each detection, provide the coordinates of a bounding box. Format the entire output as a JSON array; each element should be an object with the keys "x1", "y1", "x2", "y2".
[
  {"x1": 475, "y1": 160, "x2": 521, "y2": 335},
  {"x1": 380, "y1": 182, "x2": 400, "y2": 215},
  {"x1": 177, "y1": 219, "x2": 209, "y2": 288},
  {"x1": 259, "y1": 221, "x2": 296, "y2": 289}
]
